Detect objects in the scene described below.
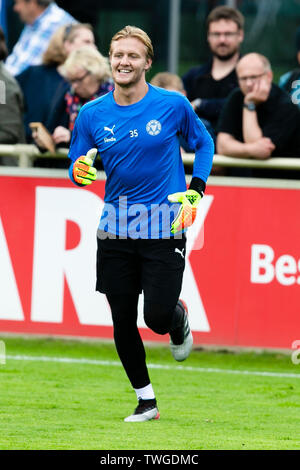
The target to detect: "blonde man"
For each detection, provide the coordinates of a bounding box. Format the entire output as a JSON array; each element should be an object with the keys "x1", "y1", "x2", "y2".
[{"x1": 68, "y1": 26, "x2": 214, "y2": 422}]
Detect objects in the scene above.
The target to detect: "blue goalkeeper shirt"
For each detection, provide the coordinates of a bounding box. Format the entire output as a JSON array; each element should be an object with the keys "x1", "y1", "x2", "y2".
[{"x1": 68, "y1": 84, "x2": 214, "y2": 238}]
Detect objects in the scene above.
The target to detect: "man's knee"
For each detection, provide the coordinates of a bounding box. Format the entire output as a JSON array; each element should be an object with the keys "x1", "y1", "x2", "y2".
[{"x1": 143, "y1": 301, "x2": 174, "y2": 335}]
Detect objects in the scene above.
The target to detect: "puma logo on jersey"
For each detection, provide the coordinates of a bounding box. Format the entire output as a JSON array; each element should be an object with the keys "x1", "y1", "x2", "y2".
[
  {"x1": 104, "y1": 124, "x2": 116, "y2": 143},
  {"x1": 104, "y1": 125, "x2": 115, "y2": 135},
  {"x1": 175, "y1": 247, "x2": 185, "y2": 259}
]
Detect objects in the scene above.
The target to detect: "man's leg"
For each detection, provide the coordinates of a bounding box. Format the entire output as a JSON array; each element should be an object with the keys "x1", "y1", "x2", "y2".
[
  {"x1": 140, "y1": 236, "x2": 193, "y2": 361},
  {"x1": 96, "y1": 234, "x2": 159, "y2": 421},
  {"x1": 106, "y1": 292, "x2": 159, "y2": 422},
  {"x1": 143, "y1": 298, "x2": 192, "y2": 362},
  {"x1": 106, "y1": 292, "x2": 149, "y2": 389}
]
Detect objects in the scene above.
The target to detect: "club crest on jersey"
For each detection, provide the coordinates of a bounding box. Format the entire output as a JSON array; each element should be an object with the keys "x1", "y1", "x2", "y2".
[{"x1": 146, "y1": 120, "x2": 162, "y2": 136}]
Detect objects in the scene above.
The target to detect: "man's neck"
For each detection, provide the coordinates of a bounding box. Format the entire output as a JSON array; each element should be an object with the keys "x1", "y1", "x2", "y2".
[
  {"x1": 113, "y1": 81, "x2": 149, "y2": 106},
  {"x1": 211, "y1": 52, "x2": 240, "y2": 80}
]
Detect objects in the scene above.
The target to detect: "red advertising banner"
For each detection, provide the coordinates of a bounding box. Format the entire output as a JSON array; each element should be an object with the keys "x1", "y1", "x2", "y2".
[{"x1": 0, "y1": 173, "x2": 299, "y2": 349}]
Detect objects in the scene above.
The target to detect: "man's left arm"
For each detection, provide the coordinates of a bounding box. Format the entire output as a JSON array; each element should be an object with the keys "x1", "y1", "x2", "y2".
[
  {"x1": 168, "y1": 96, "x2": 214, "y2": 233},
  {"x1": 242, "y1": 105, "x2": 263, "y2": 143},
  {"x1": 179, "y1": 96, "x2": 215, "y2": 186}
]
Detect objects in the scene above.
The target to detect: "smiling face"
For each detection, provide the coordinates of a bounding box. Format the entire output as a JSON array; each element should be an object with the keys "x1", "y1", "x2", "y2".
[{"x1": 109, "y1": 36, "x2": 152, "y2": 89}]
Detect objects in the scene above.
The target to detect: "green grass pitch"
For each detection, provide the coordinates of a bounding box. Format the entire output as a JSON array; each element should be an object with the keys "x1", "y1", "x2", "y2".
[{"x1": 0, "y1": 336, "x2": 299, "y2": 450}]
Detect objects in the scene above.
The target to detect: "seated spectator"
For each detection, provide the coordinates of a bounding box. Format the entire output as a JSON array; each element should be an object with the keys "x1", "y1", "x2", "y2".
[
  {"x1": 150, "y1": 72, "x2": 196, "y2": 153},
  {"x1": 217, "y1": 53, "x2": 300, "y2": 160},
  {"x1": 33, "y1": 46, "x2": 113, "y2": 151},
  {"x1": 151, "y1": 72, "x2": 186, "y2": 94},
  {"x1": 182, "y1": 5, "x2": 244, "y2": 140},
  {"x1": 0, "y1": 26, "x2": 25, "y2": 164},
  {"x1": 279, "y1": 27, "x2": 300, "y2": 108},
  {"x1": 5, "y1": 0, "x2": 76, "y2": 76},
  {"x1": 16, "y1": 23, "x2": 96, "y2": 142}
]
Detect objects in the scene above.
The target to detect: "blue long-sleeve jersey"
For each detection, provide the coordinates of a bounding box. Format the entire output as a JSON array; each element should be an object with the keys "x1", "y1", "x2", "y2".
[{"x1": 68, "y1": 84, "x2": 214, "y2": 238}]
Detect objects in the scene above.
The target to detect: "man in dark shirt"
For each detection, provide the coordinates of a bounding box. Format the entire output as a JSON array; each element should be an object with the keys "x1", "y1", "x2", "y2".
[
  {"x1": 217, "y1": 53, "x2": 300, "y2": 159},
  {"x1": 182, "y1": 6, "x2": 244, "y2": 137}
]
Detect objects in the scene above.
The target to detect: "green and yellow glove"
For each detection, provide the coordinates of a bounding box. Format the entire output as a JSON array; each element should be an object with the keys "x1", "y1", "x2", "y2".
[
  {"x1": 168, "y1": 189, "x2": 203, "y2": 234},
  {"x1": 73, "y1": 148, "x2": 98, "y2": 185}
]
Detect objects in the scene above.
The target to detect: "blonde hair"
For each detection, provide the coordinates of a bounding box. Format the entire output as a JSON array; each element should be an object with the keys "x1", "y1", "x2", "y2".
[
  {"x1": 109, "y1": 25, "x2": 154, "y2": 61},
  {"x1": 63, "y1": 46, "x2": 112, "y2": 83},
  {"x1": 151, "y1": 72, "x2": 184, "y2": 92},
  {"x1": 42, "y1": 23, "x2": 94, "y2": 66}
]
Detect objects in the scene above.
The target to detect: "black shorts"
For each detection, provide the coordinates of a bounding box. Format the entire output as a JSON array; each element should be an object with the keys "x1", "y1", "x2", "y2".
[{"x1": 96, "y1": 231, "x2": 186, "y2": 306}]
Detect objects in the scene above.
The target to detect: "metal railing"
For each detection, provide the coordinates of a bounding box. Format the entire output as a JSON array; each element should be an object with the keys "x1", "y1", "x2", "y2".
[{"x1": 1, "y1": 143, "x2": 300, "y2": 171}]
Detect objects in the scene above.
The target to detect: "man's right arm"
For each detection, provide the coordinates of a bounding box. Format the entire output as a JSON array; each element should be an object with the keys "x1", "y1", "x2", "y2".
[
  {"x1": 68, "y1": 108, "x2": 97, "y2": 186},
  {"x1": 216, "y1": 88, "x2": 275, "y2": 159},
  {"x1": 217, "y1": 132, "x2": 275, "y2": 159}
]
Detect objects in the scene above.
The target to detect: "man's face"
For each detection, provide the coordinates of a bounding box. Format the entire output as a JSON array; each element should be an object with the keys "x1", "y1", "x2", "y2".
[
  {"x1": 110, "y1": 37, "x2": 152, "y2": 88},
  {"x1": 207, "y1": 19, "x2": 244, "y2": 61},
  {"x1": 237, "y1": 57, "x2": 272, "y2": 96},
  {"x1": 14, "y1": 0, "x2": 40, "y2": 24}
]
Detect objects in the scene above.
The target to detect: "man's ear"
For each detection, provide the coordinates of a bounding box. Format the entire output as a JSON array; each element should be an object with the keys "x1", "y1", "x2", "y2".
[
  {"x1": 238, "y1": 29, "x2": 244, "y2": 45},
  {"x1": 145, "y1": 58, "x2": 152, "y2": 72},
  {"x1": 267, "y1": 70, "x2": 273, "y2": 83}
]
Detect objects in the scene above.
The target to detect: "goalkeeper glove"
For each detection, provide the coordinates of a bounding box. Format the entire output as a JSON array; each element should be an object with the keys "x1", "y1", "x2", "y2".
[
  {"x1": 73, "y1": 148, "x2": 98, "y2": 185},
  {"x1": 168, "y1": 189, "x2": 203, "y2": 234}
]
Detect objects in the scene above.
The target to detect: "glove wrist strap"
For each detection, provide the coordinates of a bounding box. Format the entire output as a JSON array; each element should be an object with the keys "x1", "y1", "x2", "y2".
[{"x1": 189, "y1": 177, "x2": 206, "y2": 197}]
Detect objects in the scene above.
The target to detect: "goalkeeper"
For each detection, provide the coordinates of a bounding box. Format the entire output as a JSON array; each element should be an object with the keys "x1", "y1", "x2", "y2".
[{"x1": 68, "y1": 26, "x2": 214, "y2": 423}]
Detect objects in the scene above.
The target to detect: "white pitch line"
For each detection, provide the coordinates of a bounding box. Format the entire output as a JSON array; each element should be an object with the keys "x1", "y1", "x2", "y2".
[{"x1": 4, "y1": 354, "x2": 300, "y2": 379}]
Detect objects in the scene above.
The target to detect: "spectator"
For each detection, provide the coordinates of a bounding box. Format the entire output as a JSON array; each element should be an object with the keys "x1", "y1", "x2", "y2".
[
  {"x1": 151, "y1": 72, "x2": 186, "y2": 95},
  {"x1": 216, "y1": 53, "x2": 300, "y2": 160},
  {"x1": 0, "y1": 26, "x2": 25, "y2": 163},
  {"x1": 16, "y1": 23, "x2": 95, "y2": 142},
  {"x1": 278, "y1": 27, "x2": 300, "y2": 108},
  {"x1": 34, "y1": 45, "x2": 113, "y2": 150},
  {"x1": 5, "y1": 0, "x2": 76, "y2": 76},
  {"x1": 150, "y1": 72, "x2": 195, "y2": 152},
  {"x1": 182, "y1": 5, "x2": 244, "y2": 139}
]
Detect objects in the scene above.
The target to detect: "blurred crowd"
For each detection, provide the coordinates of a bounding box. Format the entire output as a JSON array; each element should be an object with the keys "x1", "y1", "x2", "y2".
[{"x1": 1, "y1": 1, "x2": 300, "y2": 176}]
